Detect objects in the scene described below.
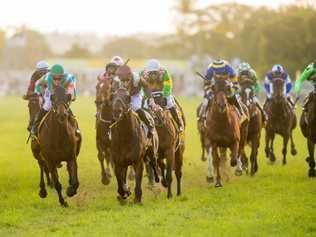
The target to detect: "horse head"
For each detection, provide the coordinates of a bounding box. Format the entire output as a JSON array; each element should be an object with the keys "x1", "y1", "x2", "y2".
[
  {"x1": 240, "y1": 78, "x2": 255, "y2": 107},
  {"x1": 272, "y1": 77, "x2": 285, "y2": 100},
  {"x1": 112, "y1": 87, "x2": 131, "y2": 120},
  {"x1": 27, "y1": 94, "x2": 41, "y2": 123},
  {"x1": 52, "y1": 86, "x2": 70, "y2": 124},
  {"x1": 213, "y1": 79, "x2": 231, "y2": 113}
]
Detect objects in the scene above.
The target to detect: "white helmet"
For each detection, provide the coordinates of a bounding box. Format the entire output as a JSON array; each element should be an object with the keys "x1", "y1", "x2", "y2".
[
  {"x1": 111, "y1": 56, "x2": 124, "y2": 66},
  {"x1": 36, "y1": 60, "x2": 49, "y2": 70},
  {"x1": 145, "y1": 59, "x2": 161, "y2": 72}
]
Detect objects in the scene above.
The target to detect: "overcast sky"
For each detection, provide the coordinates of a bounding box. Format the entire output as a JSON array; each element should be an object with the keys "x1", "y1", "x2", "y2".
[{"x1": 0, "y1": 0, "x2": 293, "y2": 36}]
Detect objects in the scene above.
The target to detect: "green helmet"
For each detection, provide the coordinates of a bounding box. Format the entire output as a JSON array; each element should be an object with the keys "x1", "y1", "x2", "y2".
[
  {"x1": 51, "y1": 64, "x2": 64, "y2": 76},
  {"x1": 238, "y1": 62, "x2": 251, "y2": 73}
]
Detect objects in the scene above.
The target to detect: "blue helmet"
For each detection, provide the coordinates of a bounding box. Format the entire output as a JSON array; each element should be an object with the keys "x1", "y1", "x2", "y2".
[{"x1": 272, "y1": 64, "x2": 284, "y2": 74}]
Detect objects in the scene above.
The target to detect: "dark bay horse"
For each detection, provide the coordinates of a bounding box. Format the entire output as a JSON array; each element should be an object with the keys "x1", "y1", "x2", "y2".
[
  {"x1": 300, "y1": 84, "x2": 316, "y2": 177},
  {"x1": 95, "y1": 80, "x2": 113, "y2": 185},
  {"x1": 264, "y1": 78, "x2": 297, "y2": 165},
  {"x1": 111, "y1": 88, "x2": 159, "y2": 203},
  {"x1": 240, "y1": 78, "x2": 263, "y2": 176},
  {"x1": 37, "y1": 86, "x2": 81, "y2": 207},
  {"x1": 150, "y1": 93, "x2": 185, "y2": 198},
  {"x1": 23, "y1": 94, "x2": 53, "y2": 190},
  {"x1": 206, "y1": 79, "x2": 248, "y2": 187}
]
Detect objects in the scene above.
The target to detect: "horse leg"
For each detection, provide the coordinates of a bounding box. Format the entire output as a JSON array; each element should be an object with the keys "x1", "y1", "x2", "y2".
[
  {"x1": 250, "y1": 137, "x2": 259, "y2": 176},
  {"x1": 38, "y1": 162, "x2": 47, "y2": 198},
  {"x1": 50, "y1": 166, "x2": 67, "y2": 207},
  {"x1": 175, "y1": 149, "x2": 183, "y2": 196},
  {"x1": 206, "y1": 147, "x2": 214, "y2": 183},
  {"x1": 114, "y1": 165, "x2": 126, "y2": 200},
  {"x1": 240, "y1": 149, "x2": 248, "y2": 174},
  {"x1": 105, "y1": 148, "x2": 112, "y2": 178},
  {"x1": 265, "y1": 130, "x2": 270, "y2": 159},
  {"x1": 200, "y1": 134, "x2": 206, "y2": 161},
  {"x1": 66, "y1": 158, "x2": 79, "y2": 197},
  {"x1": 166, "y1": 149, "x2": 175, "y2": 199},
  {"x1": 145, "y1": 161, "x2": 155, "y2": 187},
  {"x1": 134, "y1": 162, "x2": 144, "y2": 204},
  {"x1": 159, "y1": 159, "x2": 167, "y2": 188},
  {"x1": 233, "y1": 142, "x2": 242, "y2": 176},
  {"x1": 290, "y1": 131, "x2": 298, "y2": 156},
  {"x1": 307, "y1": 139, "x2": 316, "y2": 177},
  {"x1": 282, "y1": 135, "x2": 289, "y2": 165},
  {"x1": 43, "y1": 164, "x2": 53, "y2": 188},
  {"x1": 122, "y1": 166, "x2": 131, "y2": 197},
  {"x1": 211, "y1": 146, "x2": 222, "y2": 187},
  {"x1": 98, "y1": 149, "x2": 110, "y2": 185},
  {"x1": 269, "y1": 133, "x2": 276, "y2": 163}
]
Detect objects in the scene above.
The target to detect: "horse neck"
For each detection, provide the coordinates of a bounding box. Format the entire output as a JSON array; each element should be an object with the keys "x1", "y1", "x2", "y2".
[
  {"x1": 101, "y1": 103, "x2": 112, "y2": 120},
  {"x1": 209, "y1": 104, "x2": 231, "y2": 126},
  {"x1": 270, "y1": 97, "x2": 287, "y2": 117},
  {"x1": 307, "y1": 93, "x2": 316, "y2": 123},
  {"x1": 117, "y1": 110, "x2": 135, "y2": 138},
  {"x1": 49, "y1": 112, "x2": 72, "y2": 141}
]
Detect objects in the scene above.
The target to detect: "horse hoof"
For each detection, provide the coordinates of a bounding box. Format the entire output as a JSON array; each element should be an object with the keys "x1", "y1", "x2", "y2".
[
  {"x1": 230, "y1": 160, "x2": 237, "y2": 167},
  {"x1": 155, "y1": 177, "x2": 160, "y2": 183},
  {"x1": 282, "y1": 160, "x2": 287, "y2": 165},
  {"x1": 306, "y1": 157, "x2": 311, "y2": 163},
  {"x1": 101, "y1": 175, "x2": 111, "y2": 185},
  {"x1": 308, "y1": 169, "x2": 316, "y2": 177},
  {"x1": 66, "y1": 186, "x2": 77, "y2": 197},
  {"x1": 291, "y1": 149, "x2": 297, "y2": 156},
  {"x1": 39, "y1": 189, "x2": 47, "y2": 198},
  {"x1": 117, "y1": 196, "x2": 127, "y2": 205},
  {"x1": 206, "y1": 176, "x2": 214, "y2": 183},
  {"x1": 134, "y1": 198, "x2": 143, "y2": 205},
  {"x1": 61, "y1": 201, "x2": 68, "y2": 208},
  {"x1": 235, "y1": 169, "x2": 242, "y2": 176},
  {"x1": 215, "y1": 182, "x2": 223, "y2": 188},
  {"x1": 201, "y1": 156, "x2": 207, "y2": 162},
  {"x1": 167, "y1": 194, "x2": 173, "y2": 199}
]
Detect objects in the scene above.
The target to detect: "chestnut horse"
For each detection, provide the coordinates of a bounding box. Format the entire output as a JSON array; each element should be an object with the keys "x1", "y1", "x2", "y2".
[
  {"x1": 37, "y1": 86, "x2": 81, "y2": 207},
  {"x1": 111, "y1": 88, "x2": 159, "y2": 203},
  {"x1": 264, "y1": 78, "x2": 297, "y2": 165},
  {"x1": 149, "y1": 93, "x2": 185, "y2": 198},
  {"x1": 300, "y1": 84, "x2": 316, "y2": 177},
  {"x1": 206, "y1": 79, "x2": 248, "y2": 187},
  {"x1": 240, "y1": 78, "x2": 263, "y2": 176},
  {"x1": 23, "y1": 94, "x2": 53, "y2": 190}
]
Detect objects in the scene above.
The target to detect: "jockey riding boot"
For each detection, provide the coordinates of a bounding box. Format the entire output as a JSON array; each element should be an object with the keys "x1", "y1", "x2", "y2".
[
  {"x1": 31, "y1": 108, "x2": 47, "y2": 135},
  {"x1": 231, "y1": 95, "x2": 246, "y2": 122},
  {"x1": 170, "y1": 106, "x2": 184, "y2": 132},
  {"x1": 287, "y1": 96, "x2": 295, "y2": 110},
  {"x1": 198, "y1": 98, "x2": 209, "y2": 121},
  {"x1": 136, "y1": 109, "x2": 154, "y2": 138},
  {"x1": 302, "y1": 93, "x2": 312, "y2": 112}
]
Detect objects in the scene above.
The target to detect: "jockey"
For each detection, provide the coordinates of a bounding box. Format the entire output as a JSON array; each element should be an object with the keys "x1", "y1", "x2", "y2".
[
  {"x1": 295, "y1": 60, "x2": 316, "y2": 111},
  {"x1": 31, "y1": 64, "x2": 77, "y2": 135},
  {"x1": 140, "y1": 59, "x2": 184, "y2": 132},
  {"x1": 237, "y1": 62, "x2": 266, "y2": 121},
  {"x1": 199, "y1": 59, "x2": 246, "y2": 121},
  {"x1": 264, "y1": 64, "x2": 294, "y2": 106},
  {"x1": 23, "y1": 60, "x2": 49, "y2": 98},
  {"x1": 116, "y1": 65, "x2": 156, "y2": 137},
  {"x1": 96, "y1": 56, "x2": 124, "y2": 113}
]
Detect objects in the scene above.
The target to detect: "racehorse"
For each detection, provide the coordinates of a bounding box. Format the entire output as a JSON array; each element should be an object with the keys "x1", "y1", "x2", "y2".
[
  {"x1": 111, "y1": 88, "x2": 159, "y2": 203},
  {"x1": 240, "y1": 78, "x2": 263, "y2": 175},
  {"x1": 205, "y1": 79, "x2": 248, "y2": 187},
  {"x1": 264, "y1": 78, "x2": 297, "y2": 165},
  {"x1": 150, "y1": 92, "x2": 185, "y2": 198},
  {"x1": 300, "y1": 84, "x2": 316, "y2": 177},
  {"x1": 37, "y1": 86, "x2": 81, "y2": 207}
]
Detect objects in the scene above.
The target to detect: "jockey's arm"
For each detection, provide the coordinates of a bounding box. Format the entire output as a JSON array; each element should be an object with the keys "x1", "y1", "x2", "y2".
[
  {"x1": 295, "y1": 63, "x2": 315, "y2": 94},
  {"x1": 65, "y1": 74, "x2": 77, "y2": 101},
  {"x1": 35, "y1": 77, "x2": 47, "y2": 95},
  {"x1": 139, "y1": 77, "x2": 153, "y2": 99}
]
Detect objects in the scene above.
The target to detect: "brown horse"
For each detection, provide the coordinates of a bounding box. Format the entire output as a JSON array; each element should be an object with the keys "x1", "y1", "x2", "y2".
[
  {"x1": 23, "y1": 94, "x2": 53, "y2": 190},
  {"x1": 149, "y1": 93, "x2": 185, "y2": 198},
  {"x1": 240, "y1": 78, "x2": 263, "y2": 176},
  {"x1": 37, "y1": 86, "x2": 81, "y2": 207},
  {"x1": 111, "y1": 88, "x2": 159, "y2": 203},
  {"x1": 300, "y1": 85, "x2": 316, "y2": 177},
  {"x1": 95, "y1": 80, "x2": 113, "y2": 185},
  {"x1": 206, "y1": 79, "x2": 248, "y2": 187},
  {"x1": 264, "y1": 78, "x2": 297, "y2": 165}
]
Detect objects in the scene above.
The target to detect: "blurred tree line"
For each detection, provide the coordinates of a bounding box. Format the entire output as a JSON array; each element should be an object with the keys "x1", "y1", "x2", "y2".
[{"x1": 0, "y1": 0, "x2": 315, "y2": 78}]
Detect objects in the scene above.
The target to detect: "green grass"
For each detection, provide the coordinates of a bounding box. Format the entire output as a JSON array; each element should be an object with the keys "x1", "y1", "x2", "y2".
[{"x1": 0, "y1": 96, "x2": 315, "y2": 237}]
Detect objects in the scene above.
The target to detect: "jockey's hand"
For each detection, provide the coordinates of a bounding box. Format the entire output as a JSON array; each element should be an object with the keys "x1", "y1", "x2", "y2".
[{"x1": 148, "y1": 98, "x2": 159, "y2": 112}]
